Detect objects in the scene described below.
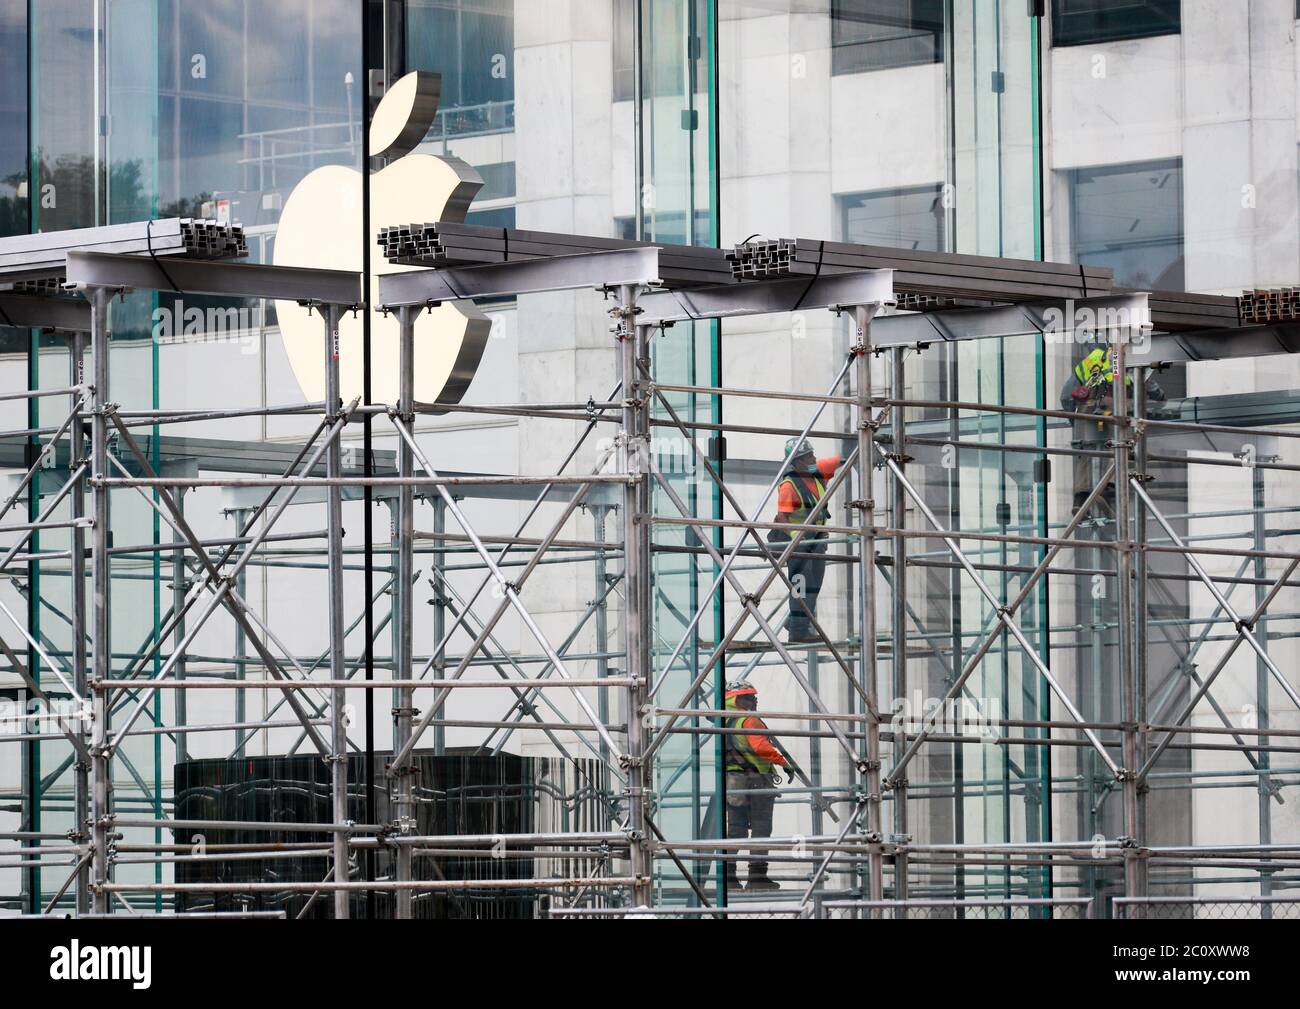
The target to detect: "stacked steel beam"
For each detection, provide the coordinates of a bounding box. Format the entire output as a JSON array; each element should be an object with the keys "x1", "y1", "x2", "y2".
[
  {"x1": 724, "y1": 238, "x2": 796, "y2": 280},
  {"x1": 725, "y1": 237, "x2": 1115, "y2": 302},
  {"x1": 1240, "y1": 287, "x2": 1300, "y2": 325},
  {"x1": 1119, "y1": 288, "x2": 1244, "y2": 332},
  {"x1": 0, "y1": 218, "x2": 248, "y2": 285},
  {"x1": 378, "y1": 222, "x2": 737, "y2": 288}
]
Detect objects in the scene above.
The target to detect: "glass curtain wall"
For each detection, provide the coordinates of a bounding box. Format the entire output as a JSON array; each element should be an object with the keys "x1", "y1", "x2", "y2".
[
  {"x1": 1042, "y1": 0, "x2": 1300, "y2": 907},
  {"x1": 717, "y1": 0, "x2": 1047, "y2": 903}
]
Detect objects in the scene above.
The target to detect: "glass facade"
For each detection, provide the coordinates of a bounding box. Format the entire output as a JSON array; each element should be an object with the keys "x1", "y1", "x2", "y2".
[{"x1": 3, "y1": 0, "x2": 1300, "y2": 916}]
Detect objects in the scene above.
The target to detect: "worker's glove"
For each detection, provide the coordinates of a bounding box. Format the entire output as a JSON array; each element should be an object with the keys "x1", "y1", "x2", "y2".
[
  {"x1": 1070, "y1": 385, "x2": 1091, "y2": 402},
  {"x1": 786, "y1": 767, "x2": 798, "y2": 784}
]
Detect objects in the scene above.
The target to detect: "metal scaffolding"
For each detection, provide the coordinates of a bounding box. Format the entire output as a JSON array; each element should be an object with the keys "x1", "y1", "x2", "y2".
[{"x1": 2, "y1": 219, "x2": 1299, "y2": 920}]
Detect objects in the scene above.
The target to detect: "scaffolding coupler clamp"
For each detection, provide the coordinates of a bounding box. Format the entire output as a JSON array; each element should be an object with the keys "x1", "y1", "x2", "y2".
[
  {"x1": 585, "y1": 395, "x2": 599, "y2": 423},
  {"x1": 857, "y1": 757, "x2": 880, "y2": 773},
  {"x1": 607, "y1": 301, "x2": 642, "y2": 342},
  {"x1": 848, "y1": 498, "x2": 874, "y2": 512}
]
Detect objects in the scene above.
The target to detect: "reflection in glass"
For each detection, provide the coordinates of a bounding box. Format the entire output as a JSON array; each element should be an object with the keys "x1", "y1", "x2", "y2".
[
  {"x1": 1051, "y1": 0, "x2": 1180, "y2": 47},
  {"x1": 839, "y1": 184, "x2": 946, "y2": 251},
  {"x1": 1067, "y1": 159, "x2": 1184, "y2": 290},
  {"x1": 0, "y1": 0, "x2": 27, "y2": 238},
  {"x1": 831, "y1": 0, "x2": 945, "y2": 75}
]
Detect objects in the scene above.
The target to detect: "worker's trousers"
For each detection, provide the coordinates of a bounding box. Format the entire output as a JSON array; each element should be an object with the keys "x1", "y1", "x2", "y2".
[
  {"x1": 726, "y1": 770, "x2": 777, "y2": 877},
  {"x1": 1072, "y1": 438, "x2": 1114, "y2": 511},
  {"x1": 784, "y1": 537, "x2": 827, "y2": 636}
]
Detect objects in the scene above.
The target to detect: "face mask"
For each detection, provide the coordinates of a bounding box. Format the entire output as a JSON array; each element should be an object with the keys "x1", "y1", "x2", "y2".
[{"x1": 796, "y1": 455, "x2": 817, "y2": 473}]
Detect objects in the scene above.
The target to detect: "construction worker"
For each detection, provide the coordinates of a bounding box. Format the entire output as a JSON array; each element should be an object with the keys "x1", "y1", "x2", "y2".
[
  {"x1": 724, "y1": 681, "x2": 794, "y2": 891},
  {"x1": 1060, "y1": 345, "x2": 1165, "y2": 511},
  {"x1": 771, "y1": 437, "x2": 842, "y2": 643}
]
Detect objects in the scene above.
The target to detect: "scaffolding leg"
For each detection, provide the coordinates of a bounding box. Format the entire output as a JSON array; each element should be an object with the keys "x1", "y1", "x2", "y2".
[
  {"x1": 88, "y1": 286, "x2": 113, "y2": 916},
  {"x1": 323, "y1": 303, "x2": 350, "y2": 919},
  {"x1": 616, "y1": 286, "x2": 652, "y2": 906},
  {"x1": 852, "y1": 305, "x2": 884, "y2": 904},
  {"x1": 69, "y1": 329, "x2": 90, "y2": 914},
  {"x1": 393, "y1": 303, "x2": 420, "y2": 919},
  {"x1": 1113, "y1": 340, "x2": 1142, "y2": 898},
  {"x1": 890, "y1": 348, "x2": 909, "y2": 904}
]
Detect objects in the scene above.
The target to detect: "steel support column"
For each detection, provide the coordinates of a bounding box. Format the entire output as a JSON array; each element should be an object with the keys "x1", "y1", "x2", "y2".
[
  {"x1": 852, "y1": 305, "x2": 884, "y2": 903},
  {"x1": 393, "y1": 303, "x2": 419, "y2": 918},
  {"x1": 1113, "y1": 339, "x2": 1142, "y2": 897},
  {"x1": 323, "y1": 303, "x2": 351, "y2": 918},
  {"x1": 69, "y1": 330, "x2": 90, "y2": 914},
  {"x1": 616, "y1": 285, "x2": 653, "y2": 906},
  {"x1": 890, "y1": 348, "x2": 909, "y2": 902},
  {"x1": 87, "y1": 286, "x2": 112, "y2": 915}
]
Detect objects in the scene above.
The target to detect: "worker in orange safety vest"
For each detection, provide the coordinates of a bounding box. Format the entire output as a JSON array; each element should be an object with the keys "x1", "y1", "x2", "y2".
[{"x1": 724, "y1": 681, "x2": 795, "y2": 891}]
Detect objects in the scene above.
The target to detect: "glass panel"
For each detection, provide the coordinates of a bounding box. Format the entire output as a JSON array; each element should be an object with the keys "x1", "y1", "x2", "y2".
[
  {"x1": 0, "y1": 0, "x2": 27, "y2": 238},
  {"x1": 840, "y1": 184, "x2": 945, "y2": 250},
  {"x1": 1066, "y1": 158, "x2": 1184, "y2": 290},
  {"x1": 1051, "y1": 0, "x2": 1180, "y2": 47},
  {"x1": 1044, "y1": 0, "x2": 1300, "y2": 909},
  {"x1": 831, "y1": 0, "x2": 946, "y2": 74},
  {"x1": 718, "y1": 0, "x2": 1043, "y2": 903}
]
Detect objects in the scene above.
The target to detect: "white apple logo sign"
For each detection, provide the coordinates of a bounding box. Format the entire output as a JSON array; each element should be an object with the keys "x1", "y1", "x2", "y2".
[{"x1": 272, "y1": 71, "x2": 490, "y2": 408}]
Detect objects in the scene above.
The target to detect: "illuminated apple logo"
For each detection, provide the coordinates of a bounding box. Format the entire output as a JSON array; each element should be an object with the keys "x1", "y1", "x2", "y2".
[{"x1": 272, "y1": 71, "x2": 490, "y2": 408}]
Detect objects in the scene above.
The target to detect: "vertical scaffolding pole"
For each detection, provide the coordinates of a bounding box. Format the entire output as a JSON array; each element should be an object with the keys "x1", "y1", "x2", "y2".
[
  {"x1": 1112, "y1": 339, "x2": 1141, "y2": 898},
  {"x1": 231, "y1": 506, "x2": 247, "y2": 758},
  {"x1": 323, "y1": 303, "x2": 350, "y2": 919},
  {"x1": 88, "y1": 286, "x2": 112, "y2": 915},
  {"x1": 393, "y1": 303, "x2": 418, "y2": 919},
  {"x1": 890, "y1": 348, "x2": 909, "y2": 903},
  {"x1": 616, "y1": 284, "x2": 653, "y2": 906},
  {"x1": 593, "y1": 504, "x2": 612, "y2": 767},
  {"x1": 1134, "y1": 368, "x2": 1150, "y2": 898},
  {"x1": 69, "y1": 330, "x2": 90, "y2": 914},
  {"x1": 852, "y1": 305, "x2": 883, "y2": 903},
  {"x1": 173, "y1": 489, "x2": 189, "y2": 764},
  {"x1": 1251, "y1": 455, "x2": 1272, "y2": 909},
  {"x1": 431, "y1": 494, "x2": 446, "y2": 756}
]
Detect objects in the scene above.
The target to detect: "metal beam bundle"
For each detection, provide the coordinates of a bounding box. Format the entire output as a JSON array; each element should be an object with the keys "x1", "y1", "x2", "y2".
[
  {"x1": 0, "y1": 218, "x2": 247, "y2": 284},
  {"x1": 1122, "y1": 287, "x2": 1244, "y2": 332},
  {"x1": 1240, "y1": 287, "x2": 1300, "y2": 325},
  {"x1": 377, "y1": 221, "x2": 736, "y2": 288},
  {"x1": 724, "y1": 236, "x2": 1115, "y2": 302}
]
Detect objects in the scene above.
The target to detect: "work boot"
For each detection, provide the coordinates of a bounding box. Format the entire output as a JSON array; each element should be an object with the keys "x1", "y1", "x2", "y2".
[
  {"x1": 745, "y1": 872, "x2": 781, "y2": 892},
  {"x1": 786, "y1": 627, "x2": 818, "y2": 645}
]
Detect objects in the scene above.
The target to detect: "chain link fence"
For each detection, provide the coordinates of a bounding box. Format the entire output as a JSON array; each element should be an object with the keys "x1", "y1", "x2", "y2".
[
  {"x1": 815, "y1": 898, "x2": 1094, "y2": 919},
  {"x1": 1114, "y1": 896, "x2": 1300, "y2": 919}
]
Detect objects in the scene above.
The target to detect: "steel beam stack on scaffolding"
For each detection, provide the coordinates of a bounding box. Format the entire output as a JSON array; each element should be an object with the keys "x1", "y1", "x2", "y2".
[{"x1": 1, "y1": 219, "x2": 1300, "y2": 919}]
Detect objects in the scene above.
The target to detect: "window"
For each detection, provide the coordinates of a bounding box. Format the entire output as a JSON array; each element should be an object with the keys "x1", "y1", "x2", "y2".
[
  {"x1": 0, "y1": 0, "x2": 27, "y2": 238},
  {"x1": 831, "y1": 0, "x2": 945, "y2": 76},
  {"x1": 1067, "y1": 159, "x2": 1184, "y2": 290},
  {"x1": 1051, "y1": 0, "x2": 1180, "y2": 48},
  {"x1": 839, "y1": 184, "x2": 946, "y2": 252},
  {"x1": 615, "y1": 210, "x2": 713, "y2": 247},
  {"x1": 406, "y1": 0, "x2": 514, "y2": 138}
]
